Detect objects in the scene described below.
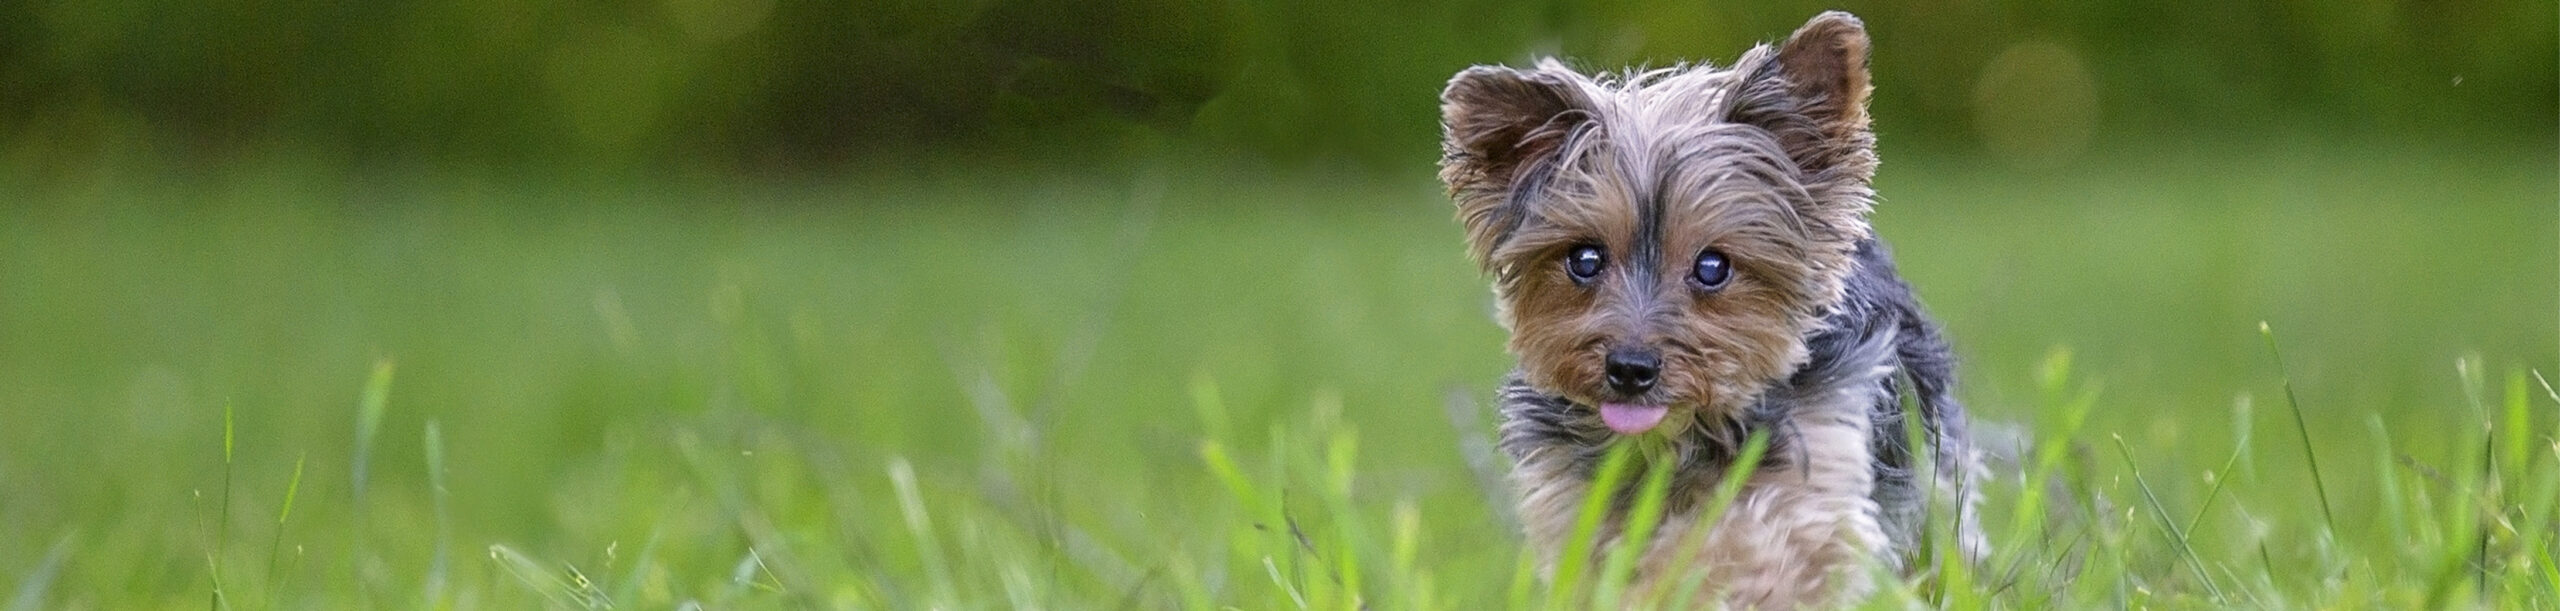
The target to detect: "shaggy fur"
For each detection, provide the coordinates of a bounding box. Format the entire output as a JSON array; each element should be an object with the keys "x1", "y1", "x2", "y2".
[{"x1": 1440, "y1": 12, "x2": 1982, "y2": 607}]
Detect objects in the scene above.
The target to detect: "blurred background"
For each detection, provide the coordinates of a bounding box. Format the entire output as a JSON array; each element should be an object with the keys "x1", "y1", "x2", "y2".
[
  {"x1": 1, "y1": 0, "x2": 2550, "y2": 173},
  {"x1": 0, "y1": 0, "x2": 2554, "y2": 607}
]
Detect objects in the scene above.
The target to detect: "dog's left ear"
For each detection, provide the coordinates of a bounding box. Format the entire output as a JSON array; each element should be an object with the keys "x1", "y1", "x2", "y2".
[
  {"x1": 1439, "y1": 63, "x2": 1595, "y2": 267},
  {"x1": 1731, "y1": 11, "x2": 1878, "y2": 188}
]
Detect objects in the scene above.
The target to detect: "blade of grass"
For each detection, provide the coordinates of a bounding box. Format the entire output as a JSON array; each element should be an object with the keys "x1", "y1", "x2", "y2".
[
  {"x1": 2542, "y1": 548, "x2": 2560, "y2": 605},
  {"x1": 1651, "y1": 431, "x2": 1771, "y2": 608},
  {"x1": 1590, "y1": 448, "x2": 1676, "y2": 608},
  {"x1": 1505, "y1": 546, "x2": 1537, "y2": 611},
  {"x1": 2007, "y1": 347, "x2": 2095, "y2": 565},
  {"x1": 212, "y1": 398, "x2": 236, "y2": 611},
  {"x1": 423, "y1": 421, "x2": 450, "y2": 608},
  {"x1": 1190, "y1": 373, "x2": 1228, "y2": 446},
  {"x1": 1263, "y1": 556, "x2": 1309, "y2": 610},
  {"x1": 1899, "y1": 387, "x2": 1974, "y2": 605},
  {"x1": 1162, "y1": 548, "x2": 1216, "y2": 610},
  {"x1": 265, "y1": 452, "x2": 307, "y2": 594},
  {"x1": 270, "y1": 546, "x2": 305, "y2": 610},
  {"x1": 2181, "y1": 426, "x2": 2249, "y2": 541},
  {"x1": 2366, "y1": 415, "x2": 2412, "y2": 556},
  {"x1": 488, "y1": 544, "x2": 606, "y2": 609},
  {"x1": 888, "y1": 458, "x2": 958, "y2": 607},
  {"x1": 608, "y1": 526, "x2": 665, "y2": 606},
  {"x1": 2503, "y1": 369, "x2": 2531, "y2": 481},
  {"x1": 8, "y1": 532, "x2": 73, "y2": 611},
  {"x1": 348, "y1": 362, "x2": 392, "y2": 605},
  {"x1": 558, "y1": 553, "x2": 611, "y2": 603},
  {"x1": 2533, "y1": 369, "x2": 2560, "y2": 408},
  {"x1": 1321, "y1": 425, "x2": 1365, "y2": 604},
  {"x1": 2111, "y1": 434, "x2": 2225, "y2": 601},
  {"x1": 1198, "y1": 441, "x2": 1260, "y2": 514},
  {"x1": 2260, "y1": 322, "x2": 2337, "y2": 534},
  {"x1": 2506, "y1": 440, "x2": 2560, "y2": 603},
  {"x1": 1276, "y1": 495, "x2": 1336, "y2": 604},
  {"x1": 351, "y1": 360, "x2": 394, "y2": 503},
  {"x1": 1388, "y1": 498, "x2": 1421, "y2": 600},
  {"x1": 1544, "y1": 442, "x2": 1636, "y2": 609},
  {"x1": 2422, "y1": 357, "x2": 2496, "y2": 607},
  {"x1": 722, "y1": 547, "x2": 784, "y2": 599}
]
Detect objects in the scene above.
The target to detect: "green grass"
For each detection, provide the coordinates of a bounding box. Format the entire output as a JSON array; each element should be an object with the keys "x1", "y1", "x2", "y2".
[{"x1": 0, "y1": 143, "x2": 2554, "y2": 608}]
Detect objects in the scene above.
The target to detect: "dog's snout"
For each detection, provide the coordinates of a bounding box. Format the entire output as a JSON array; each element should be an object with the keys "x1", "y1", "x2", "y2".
[{"x1": 1604, "y1": 348, "x2": 1660, "y2": 396}]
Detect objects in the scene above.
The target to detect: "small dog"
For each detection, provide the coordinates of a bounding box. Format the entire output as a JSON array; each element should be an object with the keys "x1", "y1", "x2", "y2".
[{"x1": 1438, "y1": 12, "x2": 1982, "y2": 607}]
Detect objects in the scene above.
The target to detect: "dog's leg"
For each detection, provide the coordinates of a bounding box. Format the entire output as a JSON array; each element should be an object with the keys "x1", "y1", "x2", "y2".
[{"x1": 1895, "y1": 313, "x2": 1988, "y2": 561}]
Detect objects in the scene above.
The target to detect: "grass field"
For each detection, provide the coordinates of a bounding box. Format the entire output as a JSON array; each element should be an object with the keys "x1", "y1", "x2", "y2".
[{"x1": 1, "y1": 143, "x2": 2556, "y2": 608}]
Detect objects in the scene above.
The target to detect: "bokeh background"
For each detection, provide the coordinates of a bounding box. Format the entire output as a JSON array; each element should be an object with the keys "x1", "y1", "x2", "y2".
[
  {"x1": 0, "y1": 0, "x2": 2554, "y2": 607},
  {"x1": 3, "y1": 0, "x2": 2551, "y2": 171}
]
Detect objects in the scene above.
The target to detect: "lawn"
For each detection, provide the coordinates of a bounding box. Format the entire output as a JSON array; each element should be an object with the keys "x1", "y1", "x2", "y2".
[{"x1": 1, "y1": 142, "x2": 2555, "y2": 608}]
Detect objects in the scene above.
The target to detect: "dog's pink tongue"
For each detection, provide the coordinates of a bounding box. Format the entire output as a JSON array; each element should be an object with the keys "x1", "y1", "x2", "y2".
[{"x1": 1599, "y1": 403, "x2": 1669, "y2": 435}]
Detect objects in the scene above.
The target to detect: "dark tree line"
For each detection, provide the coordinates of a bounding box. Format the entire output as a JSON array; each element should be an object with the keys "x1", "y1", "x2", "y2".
[{"x1": 0, "y1": 0, "x2": 2549, "y2": 172}]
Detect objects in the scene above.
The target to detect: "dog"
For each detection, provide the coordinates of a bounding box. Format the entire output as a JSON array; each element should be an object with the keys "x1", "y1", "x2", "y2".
[{"x1": 1438, "y1": 11, "x2": 1983, "y2": 607}]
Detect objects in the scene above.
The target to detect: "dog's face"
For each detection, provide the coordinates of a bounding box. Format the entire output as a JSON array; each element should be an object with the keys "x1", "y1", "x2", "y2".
[{"x1": 1440, "y1": 13, "x2": 1881, "y2": 436}]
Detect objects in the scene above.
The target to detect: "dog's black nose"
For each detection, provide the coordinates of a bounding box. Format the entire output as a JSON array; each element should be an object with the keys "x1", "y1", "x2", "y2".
[{"x1": 1604, "y1": 349, "x2": 1660, "y2": 396}]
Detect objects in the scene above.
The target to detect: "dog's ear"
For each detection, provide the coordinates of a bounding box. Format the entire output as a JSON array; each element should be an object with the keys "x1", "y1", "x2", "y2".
[
  {"x1": 1773, "y1": 11, "x2": 1872, "y2": 137},
  {"x1": 1731, "y1": 11, "x2": 1878, "y2": 189},
  {"x1": 1440, "y1": 63, "x2": 1593, "y2": 266}
]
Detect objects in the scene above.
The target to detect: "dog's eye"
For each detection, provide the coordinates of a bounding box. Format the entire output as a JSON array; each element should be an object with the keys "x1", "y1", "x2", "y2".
[
  {"x1": 1565, "y1": 245, "x2": 1605, "y2": 281},
  {"x1": 1693, "y1": 249, "x2": 1731, "y2": 289}
]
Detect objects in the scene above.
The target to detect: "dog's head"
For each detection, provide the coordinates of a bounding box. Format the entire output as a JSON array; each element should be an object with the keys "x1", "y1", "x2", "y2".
[{"x1": 1439, "y1": 12, "x2": 1880, "y2": 436}]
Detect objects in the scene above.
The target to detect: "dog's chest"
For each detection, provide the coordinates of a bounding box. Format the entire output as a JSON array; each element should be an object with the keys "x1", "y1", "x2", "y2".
[{"x1": 1498, "y1": 360, "x2": 1898, "y2": 606}]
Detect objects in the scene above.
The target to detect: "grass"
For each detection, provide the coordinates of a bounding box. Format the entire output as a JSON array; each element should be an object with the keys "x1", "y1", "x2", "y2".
[{"x1": 0, "y1": 141, "x2": 2554, "y2": 608}]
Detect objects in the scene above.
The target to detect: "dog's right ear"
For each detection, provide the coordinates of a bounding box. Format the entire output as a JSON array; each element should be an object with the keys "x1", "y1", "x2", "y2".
[{"x1": 1439, "y1": 64, "x2": 1592, "y2": 266}]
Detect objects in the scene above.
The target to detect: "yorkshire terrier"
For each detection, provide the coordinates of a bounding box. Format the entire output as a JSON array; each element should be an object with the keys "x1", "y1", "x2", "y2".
[{"x1": 1438, "y1": 12, "x2": 1982, "y2": 607}]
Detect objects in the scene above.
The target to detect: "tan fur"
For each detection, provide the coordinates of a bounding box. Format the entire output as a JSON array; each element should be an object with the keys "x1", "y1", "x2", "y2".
[
  {"x1": 1634, "y1": 375, "x2": 1892, "y2": 607},
  {"x1": 1509, "y1": 364, "x2": 1896, "y2": 608}
]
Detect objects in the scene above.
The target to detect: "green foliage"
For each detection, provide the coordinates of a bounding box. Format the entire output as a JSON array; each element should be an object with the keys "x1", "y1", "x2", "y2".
[
  {"x1": 0, "y1": 1, "x2": 2550, "y2": 171},
  {"x1": 0, "y1": 144, "x2": 2553, "y2": 607}
]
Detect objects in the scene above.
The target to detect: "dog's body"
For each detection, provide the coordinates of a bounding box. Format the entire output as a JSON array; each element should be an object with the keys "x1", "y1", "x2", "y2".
[
  {"x1": 1494, "y1": 239, "x2": 1981, "y2": 606},
  {"x1": 1439, "y1": 12, "x2": 1980, "y2": 607}
]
